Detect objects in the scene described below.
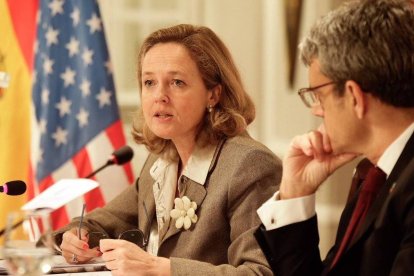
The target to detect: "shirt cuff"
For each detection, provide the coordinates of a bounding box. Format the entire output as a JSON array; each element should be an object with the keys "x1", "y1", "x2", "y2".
[{"x1": 257, "y1": 191, "x2": 316, "y2": 231}]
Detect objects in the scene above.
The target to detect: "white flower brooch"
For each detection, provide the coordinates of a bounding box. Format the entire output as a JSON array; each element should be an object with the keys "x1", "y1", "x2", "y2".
[{"x1": 170, "y1": 196, "x2": 198, "y2": 230}]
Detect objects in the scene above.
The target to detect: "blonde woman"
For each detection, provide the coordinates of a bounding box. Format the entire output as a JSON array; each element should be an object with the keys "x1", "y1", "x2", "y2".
[{"x1": 57, "y1": 24, "x2": 281, "y2": 276}]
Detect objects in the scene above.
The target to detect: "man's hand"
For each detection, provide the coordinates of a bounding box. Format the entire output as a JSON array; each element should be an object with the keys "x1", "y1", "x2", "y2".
[{"x1": 280, "y1": 125, "x2": 358, "y2": 199}]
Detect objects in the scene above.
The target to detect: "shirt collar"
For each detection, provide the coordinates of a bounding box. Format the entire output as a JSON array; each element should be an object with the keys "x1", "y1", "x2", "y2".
[
  {"x1": 181, "y1": 143, "x2": 217, "y2": 185},
  {"x1": 377, "y1": 122, "x2": 414, "y2": 176},
  {"x1": 150, "y1": 142, "x2": 218, "y2": 186}
]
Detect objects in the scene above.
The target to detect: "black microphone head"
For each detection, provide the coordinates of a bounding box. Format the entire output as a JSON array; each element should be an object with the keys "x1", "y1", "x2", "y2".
[
  {"x1": 3, "y1": 180, "x2": 27, "y2": 196},
  {"x1": 110, "y1": 146, "x2": 134, "y2": 165}
]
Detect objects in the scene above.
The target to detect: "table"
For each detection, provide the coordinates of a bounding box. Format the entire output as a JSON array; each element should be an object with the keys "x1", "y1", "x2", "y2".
[{"x1": 0, "y1": 256, "x2": 111, "y2": 275}]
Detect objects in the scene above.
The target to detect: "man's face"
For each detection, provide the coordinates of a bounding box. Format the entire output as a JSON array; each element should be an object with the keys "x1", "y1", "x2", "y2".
[{"x1": 308, "y1": 60, "x2": 361, "y2": 154}]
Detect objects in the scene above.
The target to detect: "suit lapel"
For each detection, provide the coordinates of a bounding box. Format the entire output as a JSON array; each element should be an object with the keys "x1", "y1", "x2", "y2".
[
  {"x1": 138, "y1": 156, "x2": 158, "y2": 241},
  {"x1": 158, "y1": 178, "x2": 207, "y2": 245},
  {"x1": 139, "y1": 190, "x2": 156, "y2": 241},
  {"x1": 348, "y1": 132, "x2": 414, "y2": 248}
]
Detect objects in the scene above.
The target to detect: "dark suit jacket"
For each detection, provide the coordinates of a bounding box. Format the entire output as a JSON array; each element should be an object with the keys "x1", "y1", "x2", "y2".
[{"x1": 255, "y1": 132, "x2": 414, "y2": 276}]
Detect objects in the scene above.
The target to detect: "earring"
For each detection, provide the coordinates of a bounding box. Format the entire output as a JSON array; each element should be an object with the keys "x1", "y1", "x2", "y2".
[{"x1": 208, "y1": 105, "x2": 213, "y2": 113}]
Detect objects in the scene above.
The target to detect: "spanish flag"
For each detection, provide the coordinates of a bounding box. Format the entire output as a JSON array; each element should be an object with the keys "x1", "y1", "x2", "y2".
[{"x1": 0, "y1": 0, "x2": 38, "y2": 243}]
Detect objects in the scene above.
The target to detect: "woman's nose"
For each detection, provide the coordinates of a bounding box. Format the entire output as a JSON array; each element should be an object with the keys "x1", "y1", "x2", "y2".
[{"x1": 154, "y1": 85, "x2": 169, "y2": 103}]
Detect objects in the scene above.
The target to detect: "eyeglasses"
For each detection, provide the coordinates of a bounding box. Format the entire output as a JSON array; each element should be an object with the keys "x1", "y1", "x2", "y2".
[
  {"x1": 86, "y1": 229, "x2": 148, "y2": 249},
  {"x1": 85, "y1": 202, "x2": 151, "y2": 250},
  {"x1": 298, "y1": 81, "x2": 337, "y2": 108}
]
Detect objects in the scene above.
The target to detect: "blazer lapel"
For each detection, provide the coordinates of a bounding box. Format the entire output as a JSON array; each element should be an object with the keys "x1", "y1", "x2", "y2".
[
  {"x1": 137, "y1": 158, "x2": 157, "y2": 241},
  {"x1": 158, "y1": 178, "x2": 207, "y2": 245},
  {"x1": 348, "y1": 132, "x2": 414, "y2": 248}
]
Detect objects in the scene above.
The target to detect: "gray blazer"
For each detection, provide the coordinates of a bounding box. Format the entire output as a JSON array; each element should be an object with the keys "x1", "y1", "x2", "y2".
[{"x1": 56, "y1": 134, "x2": 282, "y2": 275}]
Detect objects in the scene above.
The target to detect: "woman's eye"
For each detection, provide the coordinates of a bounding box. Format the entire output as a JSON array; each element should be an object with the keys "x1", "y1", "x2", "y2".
[
  {"x1": 172, "y1": 79, "x2": 185, "y2": 87},
  {"x1": 143, "y1": 80, "x2": 154, "y2": 87}
]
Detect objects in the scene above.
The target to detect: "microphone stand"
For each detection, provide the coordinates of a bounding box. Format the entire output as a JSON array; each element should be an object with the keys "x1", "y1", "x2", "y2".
[
  {"x1": 0, "y1": 162, "x2": 112, "y2": 237},
  {"x1": 84, "y1": 161, "x2": 112, "y2": 179}
]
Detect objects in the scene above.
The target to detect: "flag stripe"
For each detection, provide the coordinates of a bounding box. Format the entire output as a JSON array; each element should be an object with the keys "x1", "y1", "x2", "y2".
[
  {"x1": 49, "y1": 150, "x2": 85, "y2": 228},
  {"x1": 105, "y1": 121, "x2": 135, "y2": 184},
  {"x1": 73, "y1": 148, "x2": 106, "y2": 212},
  {"x1": 6, "y1": 0, "x2": 38, "y2": 70},
  {"x1": 86, "y1": 130, "x2": 131, "y2": 202}
]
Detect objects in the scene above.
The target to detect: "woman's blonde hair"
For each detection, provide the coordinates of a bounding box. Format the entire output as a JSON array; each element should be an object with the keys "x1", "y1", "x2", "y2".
[{"x1": 132, "y1": 24, "x2": 255, "y2": 161}]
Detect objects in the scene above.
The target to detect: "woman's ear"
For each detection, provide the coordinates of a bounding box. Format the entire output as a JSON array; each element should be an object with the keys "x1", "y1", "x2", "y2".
[
  {"x1": 346, "y1": 80, "x2": 366, "y2": 119},
  {"x1": 208, "y1": 84, "x2": 222, "y2": 107}
]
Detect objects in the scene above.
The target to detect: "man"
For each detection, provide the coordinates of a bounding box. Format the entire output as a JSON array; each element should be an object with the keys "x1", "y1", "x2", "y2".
[{"x1": 255, "y1": 0, "x2": 414, "y2": 275}]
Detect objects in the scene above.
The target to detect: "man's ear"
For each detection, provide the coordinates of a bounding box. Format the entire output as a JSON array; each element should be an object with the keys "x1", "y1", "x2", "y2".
[
  {"x1": 345, "y1": 80, "x2": 366, "y2": 119},
  {"x1": 209, "y1": 84, "x2": 222, "y2": 106}
]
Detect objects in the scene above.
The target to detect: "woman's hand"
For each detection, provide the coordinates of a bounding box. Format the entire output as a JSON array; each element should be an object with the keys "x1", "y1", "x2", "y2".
[
  {"x1": 280, "y1": 125, "x2": 358, "y2": 199},
  {"x1": 60, "y1": 228, "x2": 102, "y2": 264},
  {"x1": 100, "y1": 239, "x2": 171, "y2": 276}
]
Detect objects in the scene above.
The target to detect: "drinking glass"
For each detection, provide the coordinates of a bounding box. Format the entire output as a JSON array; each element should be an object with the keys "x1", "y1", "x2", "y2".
[{"x1": 2, "y1": 208, "x2": 55, "y2": 276}]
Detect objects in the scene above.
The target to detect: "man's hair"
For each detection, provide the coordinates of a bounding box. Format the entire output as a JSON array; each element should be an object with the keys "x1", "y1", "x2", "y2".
[
  {"x1": 132, "y1": 24, "x2": 255, "y2": 160},
  {"x1": 300, "y1": 0, "x2": 414, "y2": 107}
]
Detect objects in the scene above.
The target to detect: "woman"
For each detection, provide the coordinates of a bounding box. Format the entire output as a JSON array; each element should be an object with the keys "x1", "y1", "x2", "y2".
[{"x1": 56, "y1": 24, "x2": 281, "y2": 275}]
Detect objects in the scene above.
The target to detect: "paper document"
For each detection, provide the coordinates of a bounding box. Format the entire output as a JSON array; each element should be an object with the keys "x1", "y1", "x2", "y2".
[
  {"x1": 22, "y1": 179, "x2": 99, "y2": 211},
  {"x1": 0, "y1": 255, "x2": 107, "y2": 274}
]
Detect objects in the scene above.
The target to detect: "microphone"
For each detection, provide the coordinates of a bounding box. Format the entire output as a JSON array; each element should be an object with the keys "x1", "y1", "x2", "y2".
[
  {"x1": 0, "y1": 147, "x2": 133, "y2": 237},
  {"x1": 0, "y1": 180, "x2": 27, "y2": 196},
  {"x1": 108, "y1": 145, "x2": 134, "y2": 166},
  {"x1": 84, "y1": 145, "x2": 134, "y2": 179}
]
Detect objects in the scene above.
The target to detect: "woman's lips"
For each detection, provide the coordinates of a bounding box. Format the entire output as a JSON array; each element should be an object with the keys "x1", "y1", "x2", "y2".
[{"x1": 154, "y1": 112, "x2": 173, "y2": 118}]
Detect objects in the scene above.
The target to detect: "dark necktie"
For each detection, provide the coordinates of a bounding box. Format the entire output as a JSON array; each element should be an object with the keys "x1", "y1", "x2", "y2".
[{"x1": 331, "y1": 163, "x2": 387, "y2": 268}]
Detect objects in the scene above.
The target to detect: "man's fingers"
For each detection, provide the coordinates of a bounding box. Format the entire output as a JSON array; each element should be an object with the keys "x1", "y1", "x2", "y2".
[{"x1": 308, "y1": 131, "x2": 325, "y2": 161}]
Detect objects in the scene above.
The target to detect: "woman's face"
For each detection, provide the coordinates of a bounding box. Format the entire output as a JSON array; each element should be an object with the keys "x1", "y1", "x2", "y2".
[{"x1": 140, "y1": 42, "x2": 217, "y2": 147}]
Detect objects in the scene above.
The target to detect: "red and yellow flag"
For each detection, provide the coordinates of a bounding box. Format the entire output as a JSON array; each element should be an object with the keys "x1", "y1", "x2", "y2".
[{"x1": 0, "y1": 0, "x2": 38, "y2": 243}]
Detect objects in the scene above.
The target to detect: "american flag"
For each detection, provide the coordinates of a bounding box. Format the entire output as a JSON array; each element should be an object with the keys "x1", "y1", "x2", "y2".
[{"x1": 30, "y1": 0, "x2": 134, "y2": 229}]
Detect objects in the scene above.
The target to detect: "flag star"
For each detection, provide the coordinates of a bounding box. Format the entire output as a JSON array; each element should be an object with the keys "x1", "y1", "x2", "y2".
[
  {"x1": 96, "y1": 88, "x2": 112, "y2": 108},
  {"x1": 51, "y1": 126, "x2": 68, "y2": 147},
  {"x1": 82, "y1": 48, "x2": 94, "y2": 66},
  {"x1": 60, "y1": 67, "x2": 76, "y2": 87},
  {"x1": 41, "y1": 88, "x2": 50, "y2": 104},
  {"x1": 43, "y1": 57, "x2": 54, "y2": 75},
  {"x1": 76, "y1": 108, "x2": 89, "y2": 127},
  {"x1": 39, "y1": 119, "x2": 47, "y2": 134},
  {"x1": 45, "y1": 27, "x2": 59, "y2": 46},
  {"x1": 48, "y1": 0, "x2": 64, "y2": 16},
  {"x1": 55, "y1": 96, "x2": 72, "y2": 117},
  {"x1": 105, "y1": 60, "x2": 113, "y2": 74},
  {"x1": 66, "y1": 37, "x2": 80, "y2": 57},
  {"x1": 80, "y1": 79, "x2": 91, "y2": 97},
  {"x1": 86, "y1": 13, "x2": 102, "y2": 33},
  {"x1": 70, "y1": 7, "x2": 80, "y2": 26}
]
